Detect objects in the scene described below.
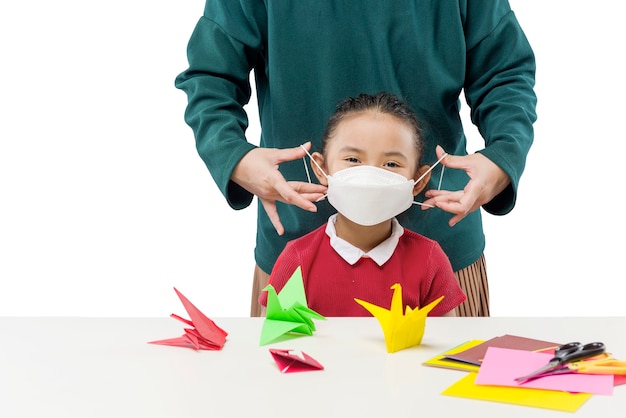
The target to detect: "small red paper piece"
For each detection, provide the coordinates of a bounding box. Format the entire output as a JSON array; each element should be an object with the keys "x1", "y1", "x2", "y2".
[
  {"x1": 269, "y1": 349, "x2": 324, "y2": 373},
  {"x1": 148, "y1": 288, "x2": 228, "y2": 350}
]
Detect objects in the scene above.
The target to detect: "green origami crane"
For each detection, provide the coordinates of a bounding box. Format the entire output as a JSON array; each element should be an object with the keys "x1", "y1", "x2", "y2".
[{"x1": 260, "y1": 266, "x2": 325, "y2": 345}]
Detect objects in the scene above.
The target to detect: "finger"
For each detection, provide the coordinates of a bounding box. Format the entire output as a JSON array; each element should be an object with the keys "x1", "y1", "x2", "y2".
[
  {"x1": 420, "y1": 200, "x2": 434, "y2": 210},
  {"x1": 435, "y1": 191, "x2": 481, "y2": 227},
  {"x1": 424, "y1": 188, "x2": 455, "y2": 198},
  {"x1": 284, "y1": 181, "x2": 327, "y2": 205},
  {"x1": 424, "y1": 189, "x2": 473, "y2": 212},
  {"x1": 448, "y1": 213, "x2": 465, "y2": 227},
  {"x1": 424, "y1": 189, "x2": 466, "y2": 206},
  {"x1": 299, "y1": 192, "x2": 327, "y2": 203},
  {"x1": 260, "y1": 199, "x2": 285, "y2": 236},
  {"x1": 427, "y1": 199, "x2": 469, "y2": 226},
  {"x1": 273, "y1": 179, "x2": 318, "y2": 212},
  {"x1": 287, "y1": 180, "x2": 327, "y2": 192},
  {"x1": 433, "y1": 188, "x2": 476, "y2": 212},
  {"x1": 273, "y1": 141, "x2": 312, "y2": 165},
  {"x1": 436, "y1": 148, "x2": 477, "y2": 172},
  {"x1": 434, "y1": 200, "x2": 470, "y2": 216},
  {"x1": 435, "y1": 145, "x2": 447, "y2": 159},
  {"x1": 421, "y1": 189, "x2": 454, "y2": 210}
]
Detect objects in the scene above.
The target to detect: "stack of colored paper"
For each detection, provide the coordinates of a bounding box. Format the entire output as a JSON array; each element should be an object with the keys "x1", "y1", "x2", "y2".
[{"x1": 424, "y1": 336, "x2": 622, "y2": 412}]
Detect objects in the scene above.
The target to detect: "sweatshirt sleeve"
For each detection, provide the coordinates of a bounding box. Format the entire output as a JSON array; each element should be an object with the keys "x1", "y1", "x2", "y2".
[
  {"x1": 174, "y1": 1, "x2": 266, "y2": 210},
  {"x1": 462, "y1": 0, "x2": 537, "y2": 215}
]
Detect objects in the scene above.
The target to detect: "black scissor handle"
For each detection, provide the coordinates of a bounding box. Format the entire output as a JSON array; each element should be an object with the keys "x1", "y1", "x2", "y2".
[
  {"x1": 555, "y1": 342, "x2": 581, "y2": 355},
  {"x1": 553, "y1": 341, "x2": 605, "y2": 364}
]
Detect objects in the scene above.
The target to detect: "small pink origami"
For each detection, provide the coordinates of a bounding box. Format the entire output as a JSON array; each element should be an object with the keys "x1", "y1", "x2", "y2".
[
  {"x1": 148, "y1": 287, "x2": 227, "y2": 350},
  {"x1": 269, "y1": 349, "x2": 324, "y2": 373}
]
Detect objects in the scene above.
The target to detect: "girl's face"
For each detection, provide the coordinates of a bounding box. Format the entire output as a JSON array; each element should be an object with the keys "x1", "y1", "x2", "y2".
[{"x1": 313, "y1": 110, "x2": 421, "y2": 181}]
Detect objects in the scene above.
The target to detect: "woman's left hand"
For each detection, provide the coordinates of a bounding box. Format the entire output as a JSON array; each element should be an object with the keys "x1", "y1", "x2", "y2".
[{"x1": 421, "y1": 145, "x2": 510, "y2": 226}]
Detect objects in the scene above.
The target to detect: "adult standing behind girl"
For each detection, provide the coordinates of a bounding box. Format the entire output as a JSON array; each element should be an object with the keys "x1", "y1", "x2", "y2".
[{"x1": 175, "y1": 1, "x2": 537, "y2": 317}]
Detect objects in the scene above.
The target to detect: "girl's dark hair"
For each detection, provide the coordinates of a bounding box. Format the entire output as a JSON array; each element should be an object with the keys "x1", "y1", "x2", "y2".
[{"x1": 321, "y1": 92, "x2": 424, "y2": 162}]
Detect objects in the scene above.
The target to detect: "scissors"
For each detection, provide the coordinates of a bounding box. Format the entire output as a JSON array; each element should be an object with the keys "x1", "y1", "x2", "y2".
[
  {"x1": 515, "y1": 341, "x2": 606, "y2": 383},
  {"x1": 515, "y1": 353, "x2": 626, "y2": 381},
  {"x1": 566, "y1": 355, "x2": 626, "y2": 375}
]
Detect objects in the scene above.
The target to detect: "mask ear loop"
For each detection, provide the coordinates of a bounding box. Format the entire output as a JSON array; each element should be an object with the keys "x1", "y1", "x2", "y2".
[
  {"x1": 300, "y1": 144, "x2": 329, "y2": 202},
  {"x1": 300, "y1": 144, "x2": 329, "y2": 179},
  {"x1": 438, "y1": 166, "x2": 445, "y2": 191},
  {"x1": 302, "y1": 152, "x2": 313, "y2": 183},
  {"x1": 412, "y1": 152, "x2": 448, "y2": 208}
]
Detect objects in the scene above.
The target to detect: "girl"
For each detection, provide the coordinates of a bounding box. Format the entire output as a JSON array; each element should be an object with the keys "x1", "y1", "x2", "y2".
[{"x1": 259, "y1": 92, "x2": 466, "y2": 316}]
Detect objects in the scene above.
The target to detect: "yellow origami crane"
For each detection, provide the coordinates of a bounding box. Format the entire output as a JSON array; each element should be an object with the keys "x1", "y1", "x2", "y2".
[{"x1": 354, "y1": 283, "x2": 443, "y2": 353}]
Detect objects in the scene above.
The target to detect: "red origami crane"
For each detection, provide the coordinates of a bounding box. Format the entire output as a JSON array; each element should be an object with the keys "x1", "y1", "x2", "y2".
[{"x1": 148, "y1": 287, "x2": 227, "y2": 350}]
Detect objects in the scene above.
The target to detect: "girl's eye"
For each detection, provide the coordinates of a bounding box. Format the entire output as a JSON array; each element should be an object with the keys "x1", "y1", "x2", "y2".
[
  {"x1": 345, "y1": 157, "x2": 360, "y2": 163},
  {"x1": 384, "y1": 161, "x2": 400, "y2": 168}
]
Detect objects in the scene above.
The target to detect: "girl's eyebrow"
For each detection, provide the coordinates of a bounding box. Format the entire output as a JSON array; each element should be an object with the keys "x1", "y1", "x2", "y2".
[
  {"x1": 337, "y1": 146, "x2": 364, "y2": 154},
  {"x1": 381, "y1": 151, "x2": 409, "y2": 161},
  {"x1": 338, "y1": 146, "x2": 408, "y2": 161}
]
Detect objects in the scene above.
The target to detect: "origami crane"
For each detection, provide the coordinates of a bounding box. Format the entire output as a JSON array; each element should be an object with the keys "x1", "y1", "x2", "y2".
[
  {"x1": 148, "y1": 287, "x2": 227, "y2": 350},
  {"x1": 354, "y1": 283, "x2": 443, "y2": 353},
  {"x1": 269, "y1": 348, "x2": 324, "y2": 373},
  {"x1": 260, "y1": 266, "x2": 325, "y2": 345}
]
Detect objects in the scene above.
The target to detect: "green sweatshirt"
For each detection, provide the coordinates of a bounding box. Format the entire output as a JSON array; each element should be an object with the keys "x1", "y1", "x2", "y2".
[{"x1": 175, "y1": 0, "x2": 537, "y2": 274}]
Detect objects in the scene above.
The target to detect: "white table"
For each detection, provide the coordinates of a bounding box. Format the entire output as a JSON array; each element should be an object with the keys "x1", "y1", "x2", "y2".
[{"x1": 0, "y1": 317, "x2": 623, "y2": 417}]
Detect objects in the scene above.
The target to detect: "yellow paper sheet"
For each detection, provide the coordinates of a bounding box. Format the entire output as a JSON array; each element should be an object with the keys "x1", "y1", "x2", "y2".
[
  {"x1": 442, "y1": 372, "x2": 592, "y2": 412},
  {"x1": 422, "y1": 340, "x2": 484, "y2": 372}
]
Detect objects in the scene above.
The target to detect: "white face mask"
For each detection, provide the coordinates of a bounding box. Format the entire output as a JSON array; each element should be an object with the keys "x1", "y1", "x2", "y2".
[
  {"x1": 302, "y1": 145, "x2": 446, "y2": 226},
  {"x1": 326, "y1": 165, "x2": 415, "y2": 226}
]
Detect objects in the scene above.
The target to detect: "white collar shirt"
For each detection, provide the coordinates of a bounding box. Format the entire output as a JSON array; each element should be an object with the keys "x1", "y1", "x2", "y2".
[{"x1": 324, "y1": 214, "x2": 404, "y2": 266}]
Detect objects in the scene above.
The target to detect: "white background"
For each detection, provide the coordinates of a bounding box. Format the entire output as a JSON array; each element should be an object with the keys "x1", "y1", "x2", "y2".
[{"x1": 1, "y1": 1, "x2": 624, "y2": 317}]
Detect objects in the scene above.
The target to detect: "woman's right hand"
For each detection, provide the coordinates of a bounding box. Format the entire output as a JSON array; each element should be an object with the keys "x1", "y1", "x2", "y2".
[{"x1": 231, "y1": 142, "x2": 327, "y2": 235}]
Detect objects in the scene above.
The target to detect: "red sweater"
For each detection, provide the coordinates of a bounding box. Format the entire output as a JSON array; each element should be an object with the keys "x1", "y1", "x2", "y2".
[{"x1": 258, "y1": 225, "x2": 466, "y2": 316}]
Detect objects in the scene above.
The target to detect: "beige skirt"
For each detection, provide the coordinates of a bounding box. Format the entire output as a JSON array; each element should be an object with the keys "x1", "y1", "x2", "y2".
[{"x1": 250, "y1": 253, "x2": 490, "y2": 317}]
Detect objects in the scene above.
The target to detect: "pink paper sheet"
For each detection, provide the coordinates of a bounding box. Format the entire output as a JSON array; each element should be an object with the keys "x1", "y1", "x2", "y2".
[{"x1": 475, "y1": 347, "x2": 614, "y2": 396}]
